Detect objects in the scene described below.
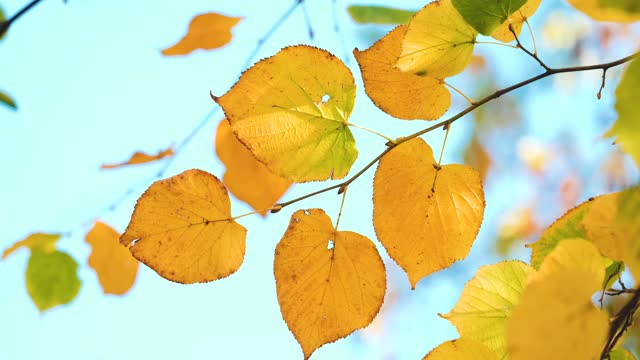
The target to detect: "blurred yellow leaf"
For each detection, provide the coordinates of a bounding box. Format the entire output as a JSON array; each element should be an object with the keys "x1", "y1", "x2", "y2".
[
  {"x1": 496, "y1": 207, "x2": 537, "y2": 255},
  {"x1": 215, "y1": 119, "x2": 292, "y2": 215},
  {"x1": 441, "y1": 261, "x2": 534, "y2": 358},
  {"x1": 396, "y1": 0, "x2": 478, "y2": 78},
  {"x1": 213, "y1": 46, "x2": 358, "y2": 182},
  {"x1": 507, "y1": 239, "x2": 608, "y2": 360},
  {"x1": 101, "y1": 148, "x2": 174, "y2": 169},
  {"x1": 492, "y1": 0, "x2": 542, "y2": 42},
  {"x1": 3, "y1": 233, "x2": 61, "y2": 258},
  {"x1": 423, "y1": 338, "x2": 499, "y2": 360},
  {"x1": 274, "y1": 209, "x2": 386, "y2": 359},
  {"x1": 373, "y1": 138, "x2": 485, "y2": 288},
  {"x1": 120, "y1": 169, "x2": 247, "y2": 284},
  {"x1": 353, "y1": 26, "x2": 451, "y2": 120},
  {"x1": 85, "y1": 221, "x2": 139, "y2": 295},
  {"x1": 463, "y1": 134, "x2": 491, "y2": 181},
  {"x1": 567, "y1": 0, "x2": 640, "y2": 23},
  {"x1": 27, "y1": 250, "x2": 81, "y2": 312},
  {"x1": 162, "y1": 13, "x2": 241, "y2": 56}
]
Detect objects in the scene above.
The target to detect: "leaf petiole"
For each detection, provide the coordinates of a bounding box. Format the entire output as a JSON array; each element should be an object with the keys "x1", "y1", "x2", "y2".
[{"x1": 347, "y1": 122, "x2": 396, "y2": 144}]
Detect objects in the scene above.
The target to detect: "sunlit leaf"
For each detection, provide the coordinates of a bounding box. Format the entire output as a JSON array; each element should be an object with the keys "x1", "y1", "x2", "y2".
[
  {"x1": 3, "y1": 233, "x2": 61, "y2": 259},
  {"x1": 274, "y1": 209, "x2": 386, "y2": 359},
  {"x1": 423, "y1": 338, "x2": 499, "y2": 360},
  {"x1": 0, "y1": 7, "x2": 7, "y2": 40},
  {"x1": 101, "y1": 147, "x2": 174, "y2": 169},
  {"x1": 120, "y1": 169, "x2": 247, "y2": 284},
  {"x1": 214, "y1": 45, "x2": 358, "y2": 182},
  {"x1": 85, "y1": 221, "x2": 139, "y2": 295},
  {"x1": 610, "y1": 349, "x2": 637, "y2": 360},
  {"x1": 507, "y1": 239, "x2": 608, "y2": 360},
  {"x1": 373, "y1": 138, "x2": 485, "y2": 288},
  {"x1": 161, "y1": 13, "x2": 242, "y2": 56},
  {"x1": 396, "y1": 0, "x2": 478, "y2": 78},
  {"x1": 27, "y1": 250, "x2": 81, "y2": 312},
  {"x1": 215, "y1": 119, "x2": 292, "y2": 215},
  {"x1": 492, "y1": 0, "x2": 543, "y2": 42},
  {"x1": 354, "y1": 26, "x2": 451, "y2": 120},
  {"x1": 452, "y1": 0, "x2": 527, "y2": 35},
  {"x1": 347, "y1": 5, "x2": 415, "y2": 24},
  {"x1": 441, "y1": 261, "x2": 534, "y2": 358},
  {"x1": 605, "y1": 59, "x2": 640, "y2": 168},
  {"x1": 496, "y1": 207, "x2": 536, "y2": 255},
  {"x1": 0, "y1": 90, "x2": 17, "y2": 110},
  {"x1": 568, "y1": 0, "x2": 640, "y2": 22},
  {"x1": 463, "y1": 134, "x2": 491, "y2": 181}
]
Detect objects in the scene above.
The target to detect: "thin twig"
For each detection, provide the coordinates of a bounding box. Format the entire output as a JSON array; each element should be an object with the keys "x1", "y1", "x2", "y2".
[
  {"x1": 601, "y1": 288, "x2": 640, "y2": 359},
  {"x1": 509, "y1": 24, "x2": 550, "y2": 71},
  {"x1": 334, "y1": 186, "x2": 348, "y2": 231},
  {"x1": 431, "y1": 123, "x2": 451, "y2": 192},
  {"x1": 0, "y1": 0, "x2": 44, "y2": 37}
]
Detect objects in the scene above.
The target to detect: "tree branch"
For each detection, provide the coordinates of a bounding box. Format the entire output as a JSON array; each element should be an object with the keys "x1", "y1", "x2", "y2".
[
  {"x1": 0, "y1": 0, "x2": 44, "y2": 37},
  {"x1": 601, "y1": 288, "x2": 640, "y2": 359}
]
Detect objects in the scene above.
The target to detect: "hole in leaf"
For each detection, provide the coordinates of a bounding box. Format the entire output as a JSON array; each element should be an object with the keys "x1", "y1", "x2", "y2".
[
  {"x1": 303, "y1": 209, "x2": 310, "y2": 216},
  {"x1": 321, "y1": 94, "x2": 330, "y2": 103},
  {"x1": 327, "y1": 239, "x2": 334, "y2": 250}
]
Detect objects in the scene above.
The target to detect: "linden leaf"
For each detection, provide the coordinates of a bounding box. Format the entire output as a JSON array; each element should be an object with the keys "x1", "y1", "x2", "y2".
[
  {"x1": 2, "y1": 233, "x2": 61, "y2": 259},
  {"x1": 423, "y1": 338, "x2": 499, "y2": 360},
  {"x1": 85, "y1": 221, "x2": 139, "y2": 295},
  {"x1": 0, "y1": 90, "x2": 17, "y2": 110},
  {"x1": 0, "y1": 7, "x2": 7, "y2": 40},
  {"x1": 507, "y1": 240, "x2": 608, "y2": 360},
  {"x1": 373, "y1": 138, "x2": 485, "y2": 288},
  {"x1": 396, "y1": 0, "x2": 478, "y2": 78},
  {"x1": 101, "y1": 147, "x2": 174, "y2": 169},
  {"x1": 27, "y1": 250, "x2": 82, "y2": 312},
  {"x1": 354, "y1": 26, "x2": 451, "y2": 120},
  {"x1": 215, "y1": 119, "x2": 292, "y2": 215},
  {"x1": 120, "y1": 169, "x2": 247, "y2": 284},
  {"x1": 274, "y1": 209, "x2": 386, "y2": 359},
  {"x1": 161, "y1": 13, "x2": 242, "y2": 56},
  {"x1": 610, "y1": 349, "x2": 638, "y2": 360},
  {"x1": 567, "y1": 0, "x2": 640, "y2": 22},
  {"x1": 214, "y1": 45, "x2": 358, "y2": 182},
  {"x1": 452, "y1": 0, "x2": 527, "y2": 35},
  {"x1": 491, "y1": 0, "x2": 543, "y2": 43},
  {"x1": 440, "y1": 261, "x2": 535, "y2": 358},
  {"x1": 605, "y1": 59, "x2": 640, "y2": 167},
  {"x1": 347, "y1": 5, "x2": 415, "y2": 25}
]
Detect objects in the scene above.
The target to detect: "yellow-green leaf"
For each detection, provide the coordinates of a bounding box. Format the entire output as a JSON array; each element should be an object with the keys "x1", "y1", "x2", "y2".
[
  {"x1": 568, "y1": 0, "x2": 640, "y2": 22},
  {"x1": 610, "y1": 349, "x2": 637, "y2": 360},
  {"x1": 452, "y1": 0, "x2": 527, "y2": 35},
  {"x1": 491, "y1": 0, "x2": 543, "y2": 43},
  {"x1": 423, "y1": 338, "x2": 499, "y2": 360},
  {"x1": 85, "y1": 221, "x2": 139, "y2": 295},
  {"x1": 0, "y1": 90, "x2": 17, "y2": 110},
  {"x1": 215, "y1": 119, "x2": 292, "y2": 215},
  {"x1": 214, "y1": 45, "x2": 358, "y2": 182},
  {"x1": 162, "y1": 13, "x2": 242, "y2": 56},
  {"x1": 274, "y1": 209, "x2": 386, "y2": 359},
  {"x1": 0, "y1": 7, "x2": 7, "y2": 40},
  {"x1": 2, "y1": 233, "x2": 61, "y2": 259},
  {"x1": 373, "y1": 138, "x2": 485, "y2": 288},
  {"x1": 347, "y1": 5, "x2": 415, "y2": 24},
  {"x1": 27, "y1": 250, "x2": 81, "y2": 312},
  {"x1": 507, "y1": 239, "x2": 608, "y2": 360},
  {"x1": 441, "y1": 261, "x2": 534, "y2": 358},
  {"x1": 120, "y1": 169, "x2": 247, "y2": 284},
  {"x1": 396, "y1": 0, "x2": 478, "y2": 78},
  {"x1": 354, "y1": 26, "x2": 451, "y2": 120},
  {"x1": 605, "y1": 59, "x2": 640, "y2": 168}
]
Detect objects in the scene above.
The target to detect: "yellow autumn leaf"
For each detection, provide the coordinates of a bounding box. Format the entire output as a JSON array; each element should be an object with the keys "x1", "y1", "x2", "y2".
[
  {"x1": 441, "y1": 261, "x2": 534, "y2": 358},
  {"x1": 567, "y1": 0, "x2": 640, "y2": 23},
  {"x1": 215, "y1": 119, "x2": 292, "y2": 215},
  {"x1": 85, "y1": 221, "x2": 139, "y2": 295},
  {"x1": 162, "y1": 13, "x2": 242, "y2": 56},
  {"x1": 582, "y1": 187, "x2": 640, "y2": 280},
  {"x1": 213, "y1": 45, "x2": 358, "y2": 182},
  {"x1": 101, "y1": 147, "x2": 174, "y2": 169},
  {"x1": 353, "y1": 25, "x2": 451, "y2": 120},
  {"x1": 492, "y1": 0, "x2": 542, "y2": 43},
  {"x1": 423, "y1": 338, "x2": 499, "y2": 360},
  {"x1": 396, "y1": 0, "x2": 478, "y2": 78},
  {"x1": 373, "y1": 138, "x2": 485, "y2": 288},
  {"x1": 274, "y1": 209, "x2": 386, "y2": 359},
  {"x1": 507, "y1": 239, "x2": 608, "y2": 360},
  {"x1": 120, "y1": 169, "x2": 247, "y2": 284},
  {"x1": 3, "y1": 233, "x2": 61, "y2": 258}
]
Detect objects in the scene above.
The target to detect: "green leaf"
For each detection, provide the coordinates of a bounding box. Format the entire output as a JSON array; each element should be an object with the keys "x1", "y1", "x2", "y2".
[
  {"x1": 26, "y1": 250, "x2": 81, "y2": 312},
  {"x1": 610, "y1": 348, "x2": 637, "y2": 360},
  {"x1": 347, "y1": 5, "x2": 415, "y2": 25},
  {"x1": 0, "y1": 7, "x2": 6, "y2": 40},
  {"x1": 602, "y1": 259, "x2": 624, "y2": 289},
  {"x1": 452, "y1": 0, "x2": 527, "y2": 35},
  {"x1": 599, "y1": 0, "x2": 640, "y2": 13},
  {"x1": 0, "y1": 90, "x2": 17, "y2": 110},
  {"x1": 605, "y1": 59, "x2": 640, "y2": 167}
]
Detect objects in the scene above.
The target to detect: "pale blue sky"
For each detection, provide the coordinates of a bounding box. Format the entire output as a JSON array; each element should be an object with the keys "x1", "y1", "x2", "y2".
[{"x1": 1, "y1": 0, "x2": 638, "y2": 359}]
